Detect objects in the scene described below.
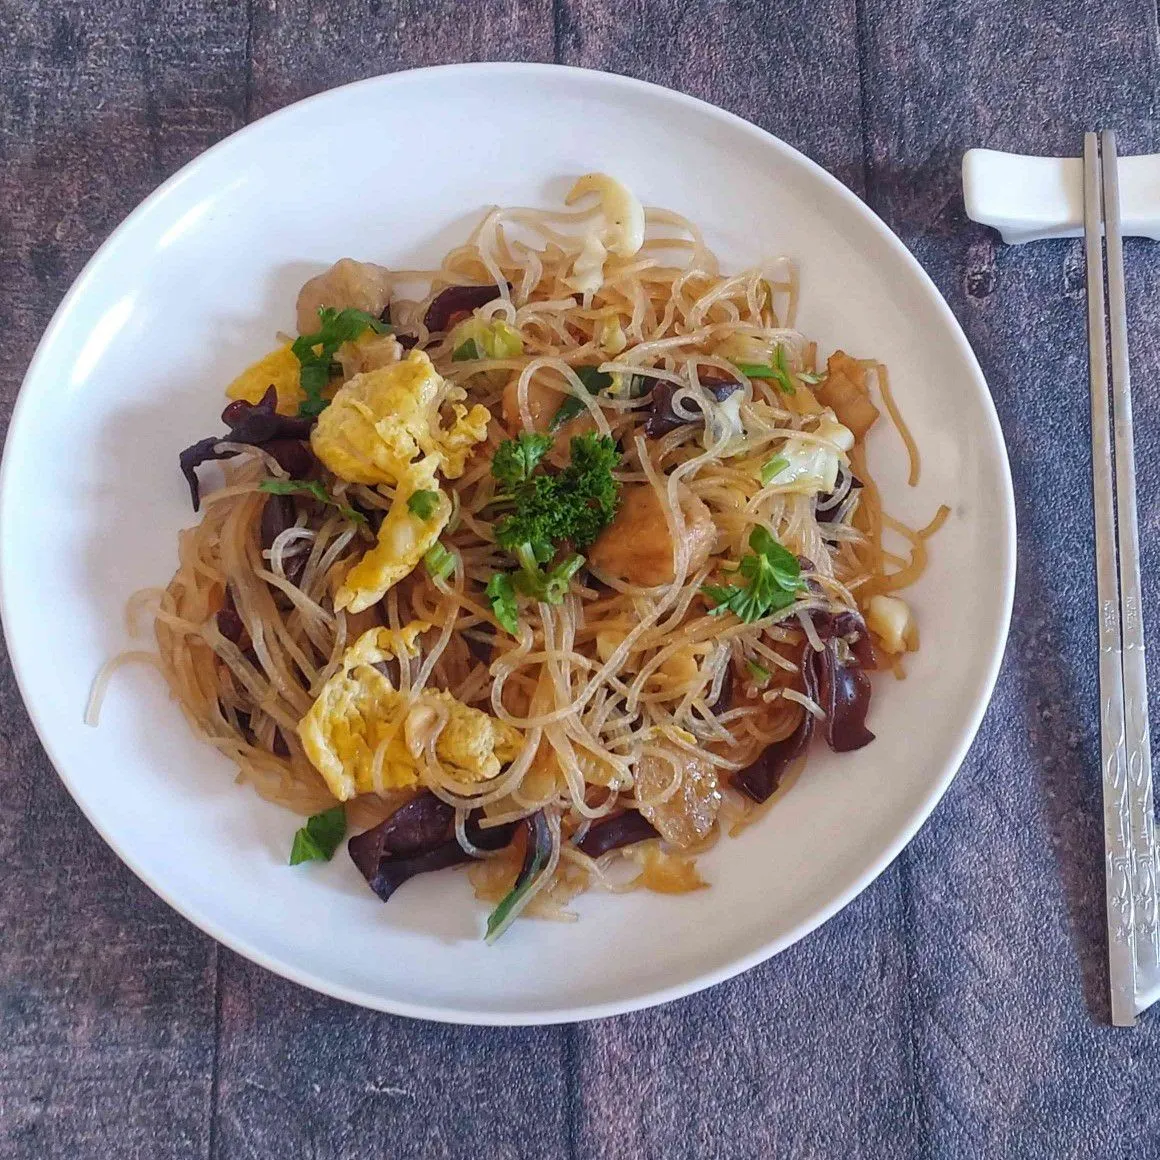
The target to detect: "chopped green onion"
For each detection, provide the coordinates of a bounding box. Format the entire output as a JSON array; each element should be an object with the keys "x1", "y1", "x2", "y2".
[
  {"x1": 424, "y1": 542, "x2": 455, "y2": 581},
  {"x1": 759, "y1": 455, "x2": 790, "y2": 486},
  {"x1": 452, "y1": 338, "x2": 481, "y2": 361},
  {"x1": 734, "y1": 362, "x2": 775, "y2": 378},
  {"x1": 485, "y1": 812, "x2": 553, "y2": 943},
  {"x1": 486, "y1": 573, "x2": 520, "y2": 634},
  {"x1": 745, "y1": 659, "x2": 772, "y2": 686},
  {"x1": 734, "y1": 348, "x2": 796, "y2": 395},
  {"x1": 797, "y1": 370, "x2": 826, "y2": 385},
  {"x1": 407, "y1": 489, "x2": 441, "y2": 520},
  {"x1": 289, "y1": 805, "x2": 346, "y2": 865}
]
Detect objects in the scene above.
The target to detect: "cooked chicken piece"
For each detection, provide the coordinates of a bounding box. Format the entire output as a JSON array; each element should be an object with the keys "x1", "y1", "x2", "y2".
[
  {"x1": 816, "y1": 350, "x2": 879, "y2": 439},
  {"x1": 296, "y1": 258, "x2": 393, "y2": 334},
  {"x1": 501, "y1": 371, "x2": 596, "y2": 449},
  {"x1": 588, "y1": 484, "x2": 715, "y2": 587}
]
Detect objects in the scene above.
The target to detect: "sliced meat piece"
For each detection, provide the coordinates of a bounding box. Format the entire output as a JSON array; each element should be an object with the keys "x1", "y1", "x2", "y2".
[{"x1": 587, "y1": 484, "x2": 715, "y2": 587}]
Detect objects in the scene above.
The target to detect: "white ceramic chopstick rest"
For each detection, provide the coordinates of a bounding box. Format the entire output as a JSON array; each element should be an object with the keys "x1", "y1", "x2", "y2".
[{"x1": 963, "y1": 148, "x2": 1160, "y2": 244}]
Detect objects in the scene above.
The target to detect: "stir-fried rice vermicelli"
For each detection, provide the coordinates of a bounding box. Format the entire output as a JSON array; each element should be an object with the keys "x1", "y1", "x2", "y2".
[{"x1": 93, "y1": 174, "x2": 946, "y2": 940}]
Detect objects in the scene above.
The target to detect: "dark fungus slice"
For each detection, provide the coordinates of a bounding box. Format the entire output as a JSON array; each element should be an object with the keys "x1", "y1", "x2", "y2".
[
  {"x1": 261, "y1": 438, "x2": 315, "y2": 477},
  {"x1": 813, "y1": 607, "x2": 877, "y2": 671},
  {"x1": 348, "y1": 791, "x2": 517, "y2": 903},
  {"x1": 260, "y1": 492, "x2": 297, "y2": 551},
  {"x1": 708, "y1": 659, "x2": 734, "y2": 716},
  {"x1": 816, "y1": 640, "x2": 875, "y2": 752},
  {"x1": 180, "y1": 438, "x2": 232, "y2": 509},
  {"x1": 221, "y1": 386, "x2": 314, "y2": 442},
  {"x1": 216, "y1": 589, "x2": 246, "y2": 644},
  {"x1": 644, "y1": 376, "x2": 743, "y2": 438},
  {"x1": 260, "y1": 490, "x2": 307, "y2": 585},
  {"x1": 815, "y1": 476, "x2": 864, "y2": 524},
  {"x1": 577, "y1": 811, "x2": 659, "y2": 858},
  {"x1": 180, "y1": 387, "x2": 318, "y2": 510},
  {"x1": 732, "y1": 642, "x2": 819, "y2": 804},
  {"x1": 423, "y1": 283, "x2": 511, "y2": 333}
]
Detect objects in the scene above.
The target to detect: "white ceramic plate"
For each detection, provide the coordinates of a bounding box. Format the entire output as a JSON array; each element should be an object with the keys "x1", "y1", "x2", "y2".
[{"x1": 0, "y1": 64, "x2": 1015, "y2": 1024}]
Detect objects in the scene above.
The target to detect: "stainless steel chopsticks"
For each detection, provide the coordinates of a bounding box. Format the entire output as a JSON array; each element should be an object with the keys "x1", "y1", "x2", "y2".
[{"x1": 1083, "y1": 130, "x2": 1159, "y2": 1026}]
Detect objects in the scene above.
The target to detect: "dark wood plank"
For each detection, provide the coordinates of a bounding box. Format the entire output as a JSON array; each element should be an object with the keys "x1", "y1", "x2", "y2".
[
  {"x1": 0, "y1": 2, "x2": 250, "y2": 1156},
  {"x1": 557, "y1": 0, "x2": 868, "y2": 191},
  {"x1": 858, "y1": 1, "x2": 1160, "y2": 1156},
  {"x1": 248, "y1": 0, "x2": 555, "y2": 117},
  {"x1": 213, "y1": 958, "x2": 571, "y2": 1160},
  {"x1": 569, "y1": 885, "x2": 918, "y2": 1160}
]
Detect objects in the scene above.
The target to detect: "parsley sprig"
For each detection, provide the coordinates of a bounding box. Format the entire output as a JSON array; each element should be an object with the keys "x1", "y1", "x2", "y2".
[
  {"x1": 258, "y1": 478, "x2": 366, "y2": 524},
  {"x1": 485, "y1": 432, "x2": 621, "y2": 632},
  {"x1": 702, "y1": 526, "x2": 806, "y2": 623},
  {"x1": 292, "y1": 307, "x2": 390, "y2": 417}
]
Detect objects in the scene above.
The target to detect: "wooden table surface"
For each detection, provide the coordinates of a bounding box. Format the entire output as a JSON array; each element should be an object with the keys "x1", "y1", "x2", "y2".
[{"x1": 4, "y1": 2, "x2": 1160, "y2": 1156}]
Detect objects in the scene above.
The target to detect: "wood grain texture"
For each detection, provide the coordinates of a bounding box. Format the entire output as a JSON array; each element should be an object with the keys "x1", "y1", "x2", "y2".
[
  {"x1": 4, "y1": 0, "x2": 1160, "y2": 1157},
  {"x1": 859, "y1": 2, "x2": 1160, "y2": 1156},
  {"x1": 0, "y1": 4, "x2": 246, "y2": 1157}
]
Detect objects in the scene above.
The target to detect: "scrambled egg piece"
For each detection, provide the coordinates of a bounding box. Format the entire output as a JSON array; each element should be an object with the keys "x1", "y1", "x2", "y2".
[
  {"x1": 311, "y1": 350, "x2": 491, "y2": 610},
  {"x1": 298, "y1": 625, "x2": 523, "y2": 800},
  {"x1": 311, "y1": 350, "x2": 491, "y2": 486},
  {"x1": 225, "y1": 343, "x2": 303, "y2": 414},
  {"x1": 335, "y1": 468, "x2": 452, "y2": 613}
]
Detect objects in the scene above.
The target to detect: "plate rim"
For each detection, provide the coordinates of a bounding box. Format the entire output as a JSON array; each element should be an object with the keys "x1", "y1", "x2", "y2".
[{"x1": 0, "y1": 60, "x2": 1017, "y2": 1025}]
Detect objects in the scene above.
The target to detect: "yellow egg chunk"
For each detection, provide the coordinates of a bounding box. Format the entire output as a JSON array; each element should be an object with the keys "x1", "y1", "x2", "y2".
[
  {"x1": 224, "y1": 343, "x2": 303, "y2": 414},
  {"x1": 335, "y1": 474, "x2": 452, "y2": 613},
  {"x1": 311, "y1": 350, "x2": 491, "y2": 486},
  {"x1": 298, "y1": 625, "x2": 523, "y2": 800}
]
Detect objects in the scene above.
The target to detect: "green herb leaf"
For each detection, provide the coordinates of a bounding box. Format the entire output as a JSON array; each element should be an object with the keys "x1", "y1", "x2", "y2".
[
  {"x1": 574, "y1": 365, "x2": 614, "y2": 393},
  {"x1": 701, "y1": 526, "x2": 805, "y2": 623},
  {"x1": 452, "y1": 338, "x2": 481, "y2": 362},
  {"x1": 486, "y1": 573, "x2": 520, "y2": 634},
  {"x1": 258, "y1": 478, "x2": 366, "y2": 525},
  {"x1": 424, "y1": 542, "x2": 455, "y2": 581},
  {"x1": 492, "y1": 432, "x2": 553, "y2": 487},
  {"x1": 485, "y1": 812, "x2": 553, "y2": 942},
  {"x1": 549, "y1": 365, "x2": 613, "y2": 431},
  {"x1": 407, "y1": 489, "x2": 441, "y2": 520},
  {"x1": 289, "y1": 805, "x2": 346, "y2": 865},
  {"x1": 759, "y1": 455, "x2": 790, "y2": 486},
  {"x1": 292, "y1": 307, "x2": 389, "y2": 417},
  {"x1": 550, "y1": 396, "x2": 588, "y2": 431},
  {"x1": 745, "y1": 659, "x2": 772, "y2": 685}
]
